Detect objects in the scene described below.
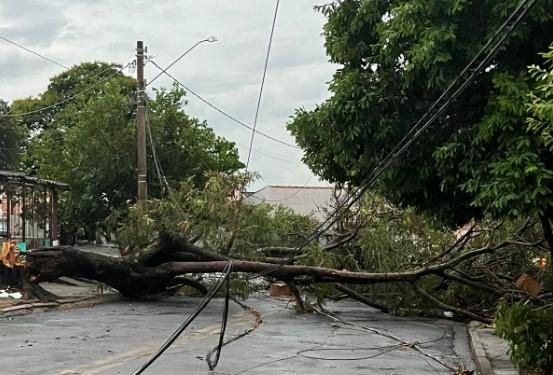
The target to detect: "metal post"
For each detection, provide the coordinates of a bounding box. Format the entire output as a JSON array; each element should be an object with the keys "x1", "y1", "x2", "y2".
[
  {"x1": 6, "y1": 189, "x2": 11, "y2": 240},
  {"x1": 136, "y1": 40, "x2": 148, "y2": 201},
  {"x1": 43, "y1": 186, "x2": 47, "y2": 241},
  {"x1": 51, "y1": 189, "x2": 58, "y2": 243},
  {"x1": 21, "y1": 180, "x2": 25, "y2": 242},
  {"x1": 31, "y1": 186, "x2": 35, "y2": 247}
]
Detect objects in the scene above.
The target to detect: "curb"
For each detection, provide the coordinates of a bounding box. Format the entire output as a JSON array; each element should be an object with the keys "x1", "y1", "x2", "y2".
[
  {"x1": 1, "y1": 294, "x2": 120, "y2": 318},
  {"x1": 467, "y1": 321, "x2": 494, "y2": 375}
]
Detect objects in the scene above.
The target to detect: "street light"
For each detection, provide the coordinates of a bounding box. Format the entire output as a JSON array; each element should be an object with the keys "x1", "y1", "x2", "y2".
[{"x1": 147, "y1": 36, "x2": 218, "y2": 87}]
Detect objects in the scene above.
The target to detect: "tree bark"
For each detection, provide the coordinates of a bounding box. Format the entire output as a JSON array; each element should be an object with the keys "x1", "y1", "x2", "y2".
[{"x1": 26, "y1": 246, "x2": 208, "y2": 298}]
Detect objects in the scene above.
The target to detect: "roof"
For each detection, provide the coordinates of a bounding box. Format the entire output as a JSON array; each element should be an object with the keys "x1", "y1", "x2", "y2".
[
  {"x1": 0, "y1": 170, "x2": 69, "y2": 190},
  {"x1": 243, "y1": 184, "x2": 335, "y2": 221}
]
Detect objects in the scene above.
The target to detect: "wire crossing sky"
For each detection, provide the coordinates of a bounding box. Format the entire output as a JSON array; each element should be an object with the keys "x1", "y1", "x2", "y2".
[{"x1": 0, "y1": 0, "x2": 334, "y2": 191}]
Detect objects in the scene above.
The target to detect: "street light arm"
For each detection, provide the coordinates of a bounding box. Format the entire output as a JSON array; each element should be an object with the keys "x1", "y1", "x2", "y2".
[{"x1": 146, "y1": 37, "x2": 217, "y2": 87}]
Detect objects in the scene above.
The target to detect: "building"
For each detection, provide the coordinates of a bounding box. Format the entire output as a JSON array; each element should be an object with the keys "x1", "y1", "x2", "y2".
[
  {"x1": 0, "y1": 170, "x2": 68, "y2": 250},
  {"x1": 243, "y1": 185, "x2": 336, "y2": 221}
]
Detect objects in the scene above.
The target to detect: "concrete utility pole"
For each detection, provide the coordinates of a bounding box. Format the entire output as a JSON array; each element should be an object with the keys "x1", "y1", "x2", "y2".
[{"x1": 136, "y1": 41, "x2": 148, "y2": 201}]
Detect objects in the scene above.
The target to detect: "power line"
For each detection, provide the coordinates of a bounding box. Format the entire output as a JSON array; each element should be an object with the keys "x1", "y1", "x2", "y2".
[
  {"x1": 0, "y1": 34, "x2": 69, "y2": 69},
  {"x1": 246, "y1": 0, "x2": 280, "y2": 170},
  {"x1": 363, "y1": 0, "x2": 536, "y2": 182},
  {"x1": 144, "y1": 97, "x2": 167, "y2": 198},
  {"x1": 245, "y1": 175, "x2": 319, "y2": 203},
  {"x1": 235, "y1": 142, "x2": 303, "y2": 165},
  {"x1": 1, "y1": 62, "x2": 132, "y2": 118},
  {"x1": 148, "y1": 59, "x2": 300, "y2": 149}
]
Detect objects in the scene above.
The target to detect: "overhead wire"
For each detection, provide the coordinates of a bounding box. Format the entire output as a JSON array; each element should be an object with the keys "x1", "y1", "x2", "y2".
[
  {"x1": 0, "y1": 34, "x2": 69, "y2": 69},
  {"x1": 296, "y1": 344, "x2": 399, "y2": 361},
  {"x1": 144, "y1": 97, "x2": 167, "y2": 198},
  {"x1": 1, "y1": 61, "x2": 134, "y2": 118},
  {"x1": 134, "y1": 5, "x2": 291, "y2": 371},
  {"x1": 148, "y1": 59, "x2": 299, "y2": 149},
  {"x1": 1, "y1": 32, "x2": 136, "y2": 118},
  {"x1": 245, "y1": 175, "x2": 317, "y2": 203},
  {"x1": 235, "y1": 143, "x2": 304, "y2": 165},
  {"x1": 245, "y1": 0, "x2": 280, "y2": 170}
]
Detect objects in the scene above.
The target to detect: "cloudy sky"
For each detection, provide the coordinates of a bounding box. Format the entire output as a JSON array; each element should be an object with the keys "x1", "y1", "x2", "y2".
[{"x1": 0, "y1": 0, "x2": 337, "y2": 191}]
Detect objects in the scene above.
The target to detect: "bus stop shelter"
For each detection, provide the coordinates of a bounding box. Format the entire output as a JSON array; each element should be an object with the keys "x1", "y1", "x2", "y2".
[{"x1": 0, "y1": 170, "x2": 68, "y2": 250}]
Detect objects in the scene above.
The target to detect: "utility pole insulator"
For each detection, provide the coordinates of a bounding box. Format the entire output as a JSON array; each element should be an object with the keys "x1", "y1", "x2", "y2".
[{"x1": 136, "y1": 40, "x2": 148, "y2": 201}]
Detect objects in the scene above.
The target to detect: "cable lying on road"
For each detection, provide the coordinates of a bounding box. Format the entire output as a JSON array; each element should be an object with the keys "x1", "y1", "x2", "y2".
[
  {"x1": 131, "y1": 261, "x2": 232, "y2": 375},
  {"x1": 296, "y1": 344, "x2": 400, "y2": 361},
  {"x1": 312, "y1": 305, "x2": 473, "y2": 374},
  {"x1": 205, "y1": 297, "x2": 263, "y2": 369}
]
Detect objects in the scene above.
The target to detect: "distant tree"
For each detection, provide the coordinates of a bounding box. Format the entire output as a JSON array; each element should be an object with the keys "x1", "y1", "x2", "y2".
[{"x1": 287, "y1": 0, "x2": 553, "y2": 226}]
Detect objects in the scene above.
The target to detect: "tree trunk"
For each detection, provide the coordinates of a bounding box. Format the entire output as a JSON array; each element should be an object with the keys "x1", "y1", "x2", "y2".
[
  {"x1": 1, "y1": 263, "x2": 58, "y2": 301},
  {"x1": 26, "y1": 247, "x2": 207, "y2": 298}
]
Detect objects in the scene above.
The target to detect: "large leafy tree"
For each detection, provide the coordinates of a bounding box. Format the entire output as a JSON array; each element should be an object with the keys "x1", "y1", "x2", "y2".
[
  {"x1": 15, "y1": 63, "x2": 243, "y2": 238},
  {"x1": 287, "y1": 0, "x2": 553, "y2": 226}
]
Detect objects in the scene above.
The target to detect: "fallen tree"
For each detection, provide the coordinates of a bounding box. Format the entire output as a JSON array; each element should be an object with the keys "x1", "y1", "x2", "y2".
[
  {"x1": 24, "y1": 221, "x2": 551, "y2": 323},
  {"x1": 7, "y1": 175, "x2": 549, "y2": 323}
]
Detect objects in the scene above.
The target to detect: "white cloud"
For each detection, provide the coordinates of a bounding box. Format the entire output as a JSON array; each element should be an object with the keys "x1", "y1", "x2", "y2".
[{"x1": 0, "y1": 0, "x2": 336, "y2": 191}]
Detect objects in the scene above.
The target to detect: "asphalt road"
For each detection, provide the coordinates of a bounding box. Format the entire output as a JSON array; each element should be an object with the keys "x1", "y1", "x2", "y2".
[{"x1": 0, "y1": 297, "x2": 474, "y2": 374}]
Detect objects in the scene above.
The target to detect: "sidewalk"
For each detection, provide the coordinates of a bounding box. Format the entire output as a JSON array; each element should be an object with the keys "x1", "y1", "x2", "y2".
[
  {"x1": 468, "y1": 321, "x2": 518, "y2": 375},
  {"x1": 1, "y1": 277, "x2": 119, "y2": 317}
]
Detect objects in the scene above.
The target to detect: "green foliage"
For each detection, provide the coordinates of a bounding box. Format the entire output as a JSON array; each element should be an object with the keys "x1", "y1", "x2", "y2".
[
  {"x1": 334, "y1": 196, "x2": 457, "y2": 314},
  {"x1": 288, "y1": 0, "x2": 553, "y2": 224},
  {"x1": 440, "y1": 46, "x2": 553, "y2": 219},
  {"x1": 316, "y1": 195, "x2": 549, "y2": 317},
  {"x1": 21, "y1": 63, "x2": 243, "y2": 238},
  {"x1": 355, "y1": 196, "x2": 453, "y2": 272},
  {"x1": 0, "y1": 100, "x2": 24, "y2": 170},
  {"x1": 109, "y1": 173, "x2": 316, "y2": 258},
  {"x1": 11, "y1": 62, "x2": 127, "y2": 133},
  {"x1": 496, "y1": 302, "x2": 553, "y2": 373}
]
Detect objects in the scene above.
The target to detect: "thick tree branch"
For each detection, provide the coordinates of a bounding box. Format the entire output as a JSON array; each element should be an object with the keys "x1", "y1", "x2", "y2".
[
  {"x1": 412, "y1": 283, "x2": 491, "y2": 323},
  {"x1": 335, "y1": 283, "x2": 390, "y2": 314}
]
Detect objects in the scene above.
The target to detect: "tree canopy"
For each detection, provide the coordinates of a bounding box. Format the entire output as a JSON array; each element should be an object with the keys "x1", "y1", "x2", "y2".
[
  {"x1": 287, "y1": 0, "x2": 553, "y2": 225},
  {"x1": 8, "y1": 62, "x2": 243, "y2": 238}
]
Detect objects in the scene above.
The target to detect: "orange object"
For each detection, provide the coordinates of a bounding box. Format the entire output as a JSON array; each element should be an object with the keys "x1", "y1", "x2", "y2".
[
  {"x1": 0, "y1": 242, "x2": 23, "y2": 268},
  {"x1": 514, "y1": 273, "x2": 542, "y2": 297},
  {"x1": 270, "y1": 282, "x2": 292, "y2": 297},
  {"x1": 539, "y1": 257, "x2": 547, "y2": 269}
]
